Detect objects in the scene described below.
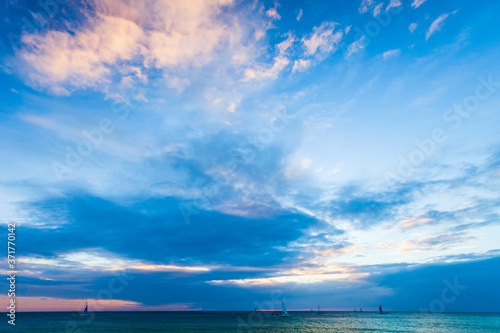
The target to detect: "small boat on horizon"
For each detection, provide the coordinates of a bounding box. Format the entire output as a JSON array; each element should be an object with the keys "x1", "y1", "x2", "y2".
[
  {"x1": 271, "y1": 300, "x2": 290, "y2": 317},
  {"x1": 318, "y1": 305, "x2": 324, "y2": 315},
  {"x1": 74, "y1": 301, "x2": 89, "y2": 317},
  {"x1": 379, "y1": 305, "x2": 388, "y2": 314}
]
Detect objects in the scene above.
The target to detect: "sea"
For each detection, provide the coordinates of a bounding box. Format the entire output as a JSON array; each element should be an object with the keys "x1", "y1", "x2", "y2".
[{"x1": 2, "y1": 311, "x2": 500, "y2": 332}]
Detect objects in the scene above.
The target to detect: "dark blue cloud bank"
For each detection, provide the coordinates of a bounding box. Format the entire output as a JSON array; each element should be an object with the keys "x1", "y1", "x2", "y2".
[{"x1": 1, "y1": 192, "x2": 497, "y2": 311}]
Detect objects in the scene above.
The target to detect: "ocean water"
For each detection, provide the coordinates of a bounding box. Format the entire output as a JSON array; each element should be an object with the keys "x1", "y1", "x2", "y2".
[{"x1": 2, "y1": 311, "x2": 500, "y2": 332}]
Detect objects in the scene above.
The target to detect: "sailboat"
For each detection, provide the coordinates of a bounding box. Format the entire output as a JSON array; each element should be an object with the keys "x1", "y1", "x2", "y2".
[
  {"x1": 360, "y1": 308, "x2": 363, "y2": 312},
  {"x1": 379, "y1": 305, "x2": 388, "y2": 314},
  {"x1": 273, "y1": 300, "x2": 290, "y2": 316},
  {"x1": 318, "y1": 305, "x2": 324, "y2": 315},
  {"x1": 74, "y1": 301, "x2": 88, "y2": 317}
]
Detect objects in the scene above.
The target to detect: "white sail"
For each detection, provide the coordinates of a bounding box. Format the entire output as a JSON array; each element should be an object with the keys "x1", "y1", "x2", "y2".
[{"x1": 281, "y1": 300, "x2": 288, "y2": 315}]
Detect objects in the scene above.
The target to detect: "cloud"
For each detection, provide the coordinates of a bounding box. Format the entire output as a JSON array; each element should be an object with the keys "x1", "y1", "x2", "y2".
[
  {"x1": 21, "y1": 250, "x2": 212, "y2": 273},
  {"x1": 426, "y1": 10, "x2": 458, "y2": 40},
  {"x1": 383, "y1": 49, "x2": 401, "y2": 59},
  {"x1": 0, "y1": 295, "x2": 142, "y2": 312},
  {"x1": 266, "y1": 3, "x2": 281, "y2": 20},
  {"x1": 297, "y1": 8, "x2": 303, "y2": 21},
  {"x1": 209, "y1": 266, "x2": 368, "y2": 286},
  {"x1": 227, "y1": 101, "x2": 238, "y2": 113},
  {"x1": 243, "y1": 32, "x2": 295, "y2": 80},
  {"x1": 398, "y1": 216, "x2": 435, "y2": 230},
  {"x1": 409, "y1": 22, "x2": 418, "y2": 33},
  {"x1": 359, "y1": 0, "x2": 375, "y2": 14},
  {"x1": 411, "y1": 0, "x2": 427, "y2": 9},
  {"x1": 373, "y1": 257, "x2": 500, "y2": 312},
  {"x1": 386, "y1": 0, "x2": 402, "y2": 11},
  {"x1": 347, "y1": 36, "x2": 366, "y2": 57},
  {"x1": 373, "y1": 2, "x2": 384, "y2": 17},
  {"x1": 18, "y1": 195, "x2": 323, "y2": 268},
  {"x1": 292, "y1": 59, "x2": 312, "y2": 73},
  {"x1": 165, "y1": 75, "x2": 190, "y2": 93},
  {"x1": 381, "y1": 232, "x2": 476, "y2": 253},
  {"x1": 301, "y1": 21, "x2": 343, "y2": 57},
  {"x1": 14, "y1": 0, "x2": 240, "y2": 94},
  {"x1": 244, "y1": 55, "x2": 288, "y2": 80}
]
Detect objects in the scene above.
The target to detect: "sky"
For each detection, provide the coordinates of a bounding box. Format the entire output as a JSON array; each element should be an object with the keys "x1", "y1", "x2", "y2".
[{"x1": 0, "y1": 0, "x2": 500, "y2": 313}]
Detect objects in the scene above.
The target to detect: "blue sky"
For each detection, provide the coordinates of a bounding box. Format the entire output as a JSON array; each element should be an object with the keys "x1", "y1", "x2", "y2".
[{"x1": 1, "y1": 0, "x2": 500, "y2": 312}]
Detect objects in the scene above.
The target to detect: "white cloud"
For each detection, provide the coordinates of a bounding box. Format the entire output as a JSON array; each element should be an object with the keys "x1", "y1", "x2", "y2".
[
  {"x1": 243, "y1": 56, "x2": 290, "y2": 80},
  {"x1": 275, "y1": 33, "x2": 296, "y2": 54},
  {"x1": 301, "y1": 21, "x2": 343, "y2": 57},
  {"x1": 227, "y1": 101, "x2": 238, "y2": 113},
  {"x1": 359, "y1": 0, "x2": 375, "y2": 14},
  {"x1": 243, "y1": 33, "x2": 294, "y2": 81},
  {"x1": 15, "y1": 0, "x2": 238, "y2": 94},
  {"x1": 266, "y1": 3, "x2": 281, "y2": 20},
  {"x1": 21, "y1": 250, "x2": 211, "y2": 273},
  {"x1": 165, "y1": 75, "x2": 190, "y2": 93},
  {"x1": 373, "y1": 2, "x2": 384, "y2": 17},
  {"x1": 426, "y1": 10, "x2": 458, "y2": 41},
  {"x1": 386, "y1": 0, "x2": 402, "y2": 11},
  {"x1": 409, "y1": 22, "x2": 418, "y2": 33},
  {"x1": 292, "y1": 59, "x2": 311, "y2": 73},
  {"x1": 297, "y1": 8, "x2": 303, "y2": 21},
  {"x1": 383, "y1": 49, "x2": 401, "y2": 59},
  {"x1": 347, "y1": 36, "x2": 366, "y2": 57},
  {"x1": 411, "y1": 0, "x2": 427, "y2": 9}
]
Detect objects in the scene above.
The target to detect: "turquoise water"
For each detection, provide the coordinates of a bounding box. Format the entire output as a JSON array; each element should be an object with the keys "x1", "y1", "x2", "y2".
[{"x1": 2, "y1": 311, "x2": 500, "y2": 332}]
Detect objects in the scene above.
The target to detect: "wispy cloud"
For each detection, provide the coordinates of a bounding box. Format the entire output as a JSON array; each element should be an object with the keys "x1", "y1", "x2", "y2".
[
  {"x1": 292, "y1": 59, "x2": 312, "y2": 73},
  {"x1": 409, "y1": 22, "x2": 418, "y2": 33},
  {"x1": 243, "y1": 33, "x2": 295, "y2": 80},
  {"x1": 209, "y1": 264, "x2": 368, "y2": 286},
  {"x1": 373, "y1": 2, "x2": 384, "y2": 17},
  {"x1": 297, "y1": 8, "x2": 303, "y2": 21},
  {"x1": 380, "y1": 232, "x2": 476, "y2": 253},
  {"x1": 386, "y1": 0, "x2": 402, "y2": 11},
  {"x1": 426, "y1": 10, "x2": 458, "y2": 40},
  {"x1": 301, "y1": 21, "x2": 343, "y2": 57},
  {"x1": 266, "y1": 3, "x2": 281, "y2": 20},
  {"x1": 412, "y1": 0, "x2": 428, "y2": 9},
  {"x1": 359, "y1": 0, "x2": 375, "y2": 14},
  {"x1": 382, "y1": 49, "x2": 401, "y2": 59},
  {"x1": 347, "y1": 36, "x2": 366, "y2": 57}
]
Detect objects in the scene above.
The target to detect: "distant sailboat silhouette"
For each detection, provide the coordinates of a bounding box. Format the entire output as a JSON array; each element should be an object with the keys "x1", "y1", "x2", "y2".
[
  {"x1": 360, "y1": 308, "x2": 363, "y2": 312},
  {"x1": 318, "y1": 305, "x2": 324, "y2": 315},
  {"x1": 270, "y1": 299, "x2": 291, "y2": 316},
  {"x1": 75, "y1": 301, "x2": 88, "y2": 317},
  {"x1": 279, "y1": 300, "x2": 289, "y2": 316},
  {"x1": 379, "y1": 305, "x2": 388, "y2": 314},
  {"x1": 272, "y1": 300, "x2": 289, "y2": 316}
]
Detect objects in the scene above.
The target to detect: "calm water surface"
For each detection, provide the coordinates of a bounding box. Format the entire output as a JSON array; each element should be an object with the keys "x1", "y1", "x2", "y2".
[{"x1": 2, "y1": 311, "x2": 500, "y2": 332}]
